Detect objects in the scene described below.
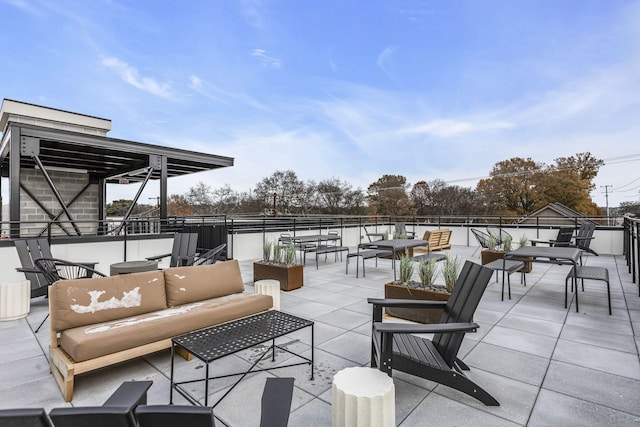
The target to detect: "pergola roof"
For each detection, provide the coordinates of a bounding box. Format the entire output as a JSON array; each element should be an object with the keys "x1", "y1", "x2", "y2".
[{"x1": 1, "y1": 122, "x2": 233, "y2": 183}]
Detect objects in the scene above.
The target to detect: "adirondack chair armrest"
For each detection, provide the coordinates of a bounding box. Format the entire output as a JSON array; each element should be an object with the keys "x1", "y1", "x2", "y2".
[
  {"x1": 16, "y1": 266, "x2": 41, "y2": 274},
  {"x1": 146, "y1": 253, "x2": 171, "y2": 261},
  {"x1": 373, "y1": 321, "x2": 479, "y2": 335},
  {"x1": 368, "y1": 298, "x2": 448, "y2": 309}
]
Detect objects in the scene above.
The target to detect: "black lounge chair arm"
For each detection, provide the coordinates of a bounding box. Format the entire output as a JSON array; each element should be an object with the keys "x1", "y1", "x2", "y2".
[
  {"x1": 146, "y1": 253, "x2": 171, "y2": 261},
  {"x1": 368, "y1": 297, "x2": 448, "y2": 309},
  {"x1": 373, "y1": 321, "x2": 479, "y2": 335}
]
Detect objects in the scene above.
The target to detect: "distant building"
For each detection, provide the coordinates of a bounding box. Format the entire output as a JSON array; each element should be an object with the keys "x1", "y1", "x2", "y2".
[{"x1": 517, "y1": 202, "x2": 599, "y2": 226}]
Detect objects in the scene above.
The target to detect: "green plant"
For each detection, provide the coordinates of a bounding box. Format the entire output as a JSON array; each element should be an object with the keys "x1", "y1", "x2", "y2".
[
  {"x1": 398, "y1": 251, "x2": 414, "y2": 283},
  {"x1": 502, "y1": 235, "x2": 512, "y2": 252},
  {"x1": 272, "y1": 242, "x2": 283, "y2": 264},
  {"x1": 442, "y1": 255, "x2": 460, "y2": 293},
  {"x1": 518, "y1": 234, "x2": 529, "y2": 248},
  {"x1": 418, "y1": 258, "x2": 438, "y2": 288},
  {"x1": 262, "y1": 241, "x2": 272, "y2": 262},
  {"x1": 382, "y1": 231, "x2": 389, "y2": 240},
  {"x1": 487, "y1": 235, "x2": 498, "y2": 251},
  {"x1": 283, "y1": 242, "x2": 296, "y2": 266}
]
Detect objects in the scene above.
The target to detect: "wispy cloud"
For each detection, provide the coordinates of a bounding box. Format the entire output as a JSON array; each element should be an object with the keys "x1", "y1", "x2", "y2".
[
  {"x1": 101, "y1": 56, "x2": 175, "y2": 99},
  {"x1": 401, "y1": 119, "x2": 514, "y2": 137},
  {"x1": 3, "y1": 0, "x2": 39, "y2": 14},
  {"x1": 188, "y1": 74, "x2": 270, "y2": 111},
  {"x1": 377, "y1": 46, "x2": 397, "y2": 79},
  {"x1": 250, "y1": 49, "x2": 282, "y2": 68}
]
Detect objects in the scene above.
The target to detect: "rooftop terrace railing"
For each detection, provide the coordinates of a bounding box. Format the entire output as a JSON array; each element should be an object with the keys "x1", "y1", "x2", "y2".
[{"x1": 623, "y1": 216, "x2": 640, "y2": 286}]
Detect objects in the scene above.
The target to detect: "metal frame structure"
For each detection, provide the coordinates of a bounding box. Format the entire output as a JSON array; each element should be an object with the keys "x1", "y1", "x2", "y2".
[{"x1": 1, "y1": 118, "x2": 233, "y2": 238}]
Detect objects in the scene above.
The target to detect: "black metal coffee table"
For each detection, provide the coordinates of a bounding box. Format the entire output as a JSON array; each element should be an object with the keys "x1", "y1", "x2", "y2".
[{"x1": 170, "y1": 310, "x2": 314, "y2": 407}]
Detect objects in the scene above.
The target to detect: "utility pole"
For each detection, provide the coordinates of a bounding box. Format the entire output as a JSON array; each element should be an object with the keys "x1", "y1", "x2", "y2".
[{"x1": 601, "y1": 185, "x2": 612, "y2": 225}]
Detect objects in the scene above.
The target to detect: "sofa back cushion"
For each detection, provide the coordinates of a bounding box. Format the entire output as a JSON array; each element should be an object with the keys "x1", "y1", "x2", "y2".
[
  {"x1": 50, "y1": 270, "x2": 167, "y2": 332},
  {"x1": 164, "y1": 260, "x2": 244, "y2": 307}
]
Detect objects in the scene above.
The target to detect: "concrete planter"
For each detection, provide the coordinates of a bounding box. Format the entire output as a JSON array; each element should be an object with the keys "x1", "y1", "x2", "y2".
[
  {"x1": 383, "y1": 282, "x2": 449, "y2": 324},
  {"x1": 253, "y1": 262, "x2": 304, "y2": 291}
]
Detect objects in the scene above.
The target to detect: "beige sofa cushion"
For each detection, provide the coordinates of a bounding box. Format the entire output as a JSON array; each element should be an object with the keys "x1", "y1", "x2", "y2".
[
  {"x1": 50, "y1": 270, "x2": 167, "y2": 332},
  {"x1": 59, "y1": 292, "x2": 273, "y2": 362},
  {"x1": 164, "y1": 260, "x2": 245, "y2": 307}
]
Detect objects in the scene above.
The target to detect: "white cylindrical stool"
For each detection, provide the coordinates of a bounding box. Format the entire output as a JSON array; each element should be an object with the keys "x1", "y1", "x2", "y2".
[
  {"x1": 332, "y1": 367, "x2": 395, "y2": 427},
  {"x1": 0, "y1": 281, "x2": 31, "y2": 321},
  {"x1": 254, "y1": 279, "x2": 281, "y2": 310}
]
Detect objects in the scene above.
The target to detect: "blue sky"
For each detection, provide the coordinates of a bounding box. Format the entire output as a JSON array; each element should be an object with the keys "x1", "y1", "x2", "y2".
[{"x1": 1, "y1": 0, "x2": 639, "y2": 207}]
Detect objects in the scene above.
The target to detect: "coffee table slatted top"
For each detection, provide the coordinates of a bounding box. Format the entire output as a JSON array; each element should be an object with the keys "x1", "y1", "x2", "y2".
[{"x1": 173, "y1": 311, "x2": 313, "y2": 363}]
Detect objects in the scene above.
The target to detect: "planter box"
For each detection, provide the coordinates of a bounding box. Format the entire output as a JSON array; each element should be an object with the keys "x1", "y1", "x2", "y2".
[
  {"x1": 384, "y1": 282, "x2": 449, "y2": 324},
  {"x1": 481, "y1": 250, "x2": 532, "y2": 273},
  {"x1": 253, "y1": 262, "x2": 303, "y2": 291}
]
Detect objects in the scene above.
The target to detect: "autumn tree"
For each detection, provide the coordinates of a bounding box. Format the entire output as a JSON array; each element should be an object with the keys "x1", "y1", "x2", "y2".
[
  {"x1": 476, "y1": 158, "x2": 545, "y2": 215},
  {"x1": 367, "y1": 174, "x2": 415, "y2": 216},
  {"x1": 167, "y1": 194, "x2": 193, "y2": 216},
  {"x1": 410, "y1": 181, "x2": 430, "y2": 215},
  {"x1": 554, "y1": 152, "x2": 603, "y2": 191},
  {"x1": 315, "y1": 177, "x2": 365, "y2": 214},
  {"x1": 186, "y1": 182, "x2": 214, "y2": 214}
]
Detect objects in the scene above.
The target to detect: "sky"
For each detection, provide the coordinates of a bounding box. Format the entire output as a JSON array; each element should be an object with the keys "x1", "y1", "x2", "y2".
[{"x1": 1, "y1": 0, "x2": 640, "y2": 208}]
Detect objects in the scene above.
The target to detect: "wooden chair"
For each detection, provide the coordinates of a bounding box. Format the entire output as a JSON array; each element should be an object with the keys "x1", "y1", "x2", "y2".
[
  {"x1": 146, "y1": 232, "x2": 199, "y2": 267},
  {"x1": 368, "y1": 261, "x2": 499, "y2": 406}
]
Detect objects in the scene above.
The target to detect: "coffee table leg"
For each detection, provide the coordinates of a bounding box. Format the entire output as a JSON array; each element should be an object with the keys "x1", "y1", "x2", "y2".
[
  {"x1": 204, "y1": 363, "x2": 210, "y2": 406},
  {"x1": 169, "y1": 345, "x2": 175, "y2": 404},
  {"x1": 310, "y1": 324, "x2": 315, "y2": 380}
]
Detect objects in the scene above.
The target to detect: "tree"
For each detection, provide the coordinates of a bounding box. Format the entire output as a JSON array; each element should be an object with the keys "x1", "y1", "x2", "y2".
[
  {"x1": 554, "y1": 152, "x2": 603, "y2": 191},
  {"x1": 316, "y1": 177, "x2": 362, "y2": 214},
  {"x1": 476, "y1": 158, "x2": 545, "y2": 215},
  {"x1": 186, "y1": 182, "x2": 214, "y2": 214},
  {"x1": 538, "y1": 168, "x2": 599, "y2": 215},
  {"x1": 367, "y1": 174, "x2": 415, "y2": 216},
  {"x1": 167, "y1": 194, "x2": 193, "y2": 216},
  {"x1": 106, "y1": 199, "x2": 153, "y2": 216},
  {"x1": 254, "y1": 170, "x2": 306, "y2": 215},
  {"x1": 410, "y1": 181, "x2": 430, "y2": 215}
]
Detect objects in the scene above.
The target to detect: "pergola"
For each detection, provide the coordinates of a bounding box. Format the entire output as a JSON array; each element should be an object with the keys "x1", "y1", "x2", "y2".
[{"x1": 0, "y1": 99, "x2": 233, "y2": 237}]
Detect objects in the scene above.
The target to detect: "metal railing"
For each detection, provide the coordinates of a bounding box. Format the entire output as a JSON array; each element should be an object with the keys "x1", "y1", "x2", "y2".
[{"x1": 623, "y1": 216, "x2": 639, "y2": 286}]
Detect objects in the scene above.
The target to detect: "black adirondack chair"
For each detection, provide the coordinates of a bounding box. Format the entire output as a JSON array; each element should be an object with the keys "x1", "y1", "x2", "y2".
[
  {"x1": 0, "y1": 408, "x2": 53, "y2": 427},
  {"x1": 135, "y1": 377, "x2": 294, "y2": 427},
  {"x1": 146, "y1": 232, "x2": 199, "y2": 267},
  {"x1": 546, "y1": 223, "x2": 598, "y2": 255},
  {"x1": 14, "y1": 238, "x2": 98, "y2": 299},
  {"x1": 530, "y1": 227, "x2": 574, "y2": 247},
  {"x1": 192, "y1": 243, "x2": 227, "y2": 266},
  {"x1": 368, "y1": 261, "x2": 499, "y2": 406}
]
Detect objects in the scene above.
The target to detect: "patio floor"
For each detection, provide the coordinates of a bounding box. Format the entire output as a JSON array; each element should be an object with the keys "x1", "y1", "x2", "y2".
[{"x1": 1, "y1": 246, "x2": 639, "y2": 426}]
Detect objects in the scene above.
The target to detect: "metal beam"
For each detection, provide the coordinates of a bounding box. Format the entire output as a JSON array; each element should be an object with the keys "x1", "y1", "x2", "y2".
[
  {"x1": 9, "y1": 125, "x2": 21, "y2": 237},
  {"x1": 114, "y1": 167, "x2": 154, "y2": 235},
  {"x1": 32, "y1": 154, "x2": 83, "y2": 236}
]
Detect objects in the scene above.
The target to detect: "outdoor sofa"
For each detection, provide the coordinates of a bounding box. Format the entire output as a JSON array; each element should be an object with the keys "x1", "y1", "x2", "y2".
[
  {"x1": 48, "y1": 260, "x2": 273, "y2": 401},
  {"x1": 413, "y1": 228, "x2": 452, "y2": 253}
]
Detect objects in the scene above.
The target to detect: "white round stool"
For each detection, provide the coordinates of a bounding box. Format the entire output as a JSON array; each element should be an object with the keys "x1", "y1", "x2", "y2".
[
  {"x1": 0, "y1": 280, "x2": 31, "y2": 321},
  {"x1": 254, "y1": 279, "x2": 281, "y2": 310},
  {"x1": 332, "y1": 366, "x2": 395, "y2": 427}
]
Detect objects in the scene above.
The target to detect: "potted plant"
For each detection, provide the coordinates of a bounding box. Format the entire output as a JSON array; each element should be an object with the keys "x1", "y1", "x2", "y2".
[
  {"x1": 480, "y1": 235, "x2": 506, "y2": 265},
  {"x1": 514, "y1": 234, "x2": 533, "y2": 273},
  {"x1": 384, "y1": 253, "x2": 451, "y2": 324},
  {"x1": 253, "y1": 241, "x2": 304, "y2": 291}
]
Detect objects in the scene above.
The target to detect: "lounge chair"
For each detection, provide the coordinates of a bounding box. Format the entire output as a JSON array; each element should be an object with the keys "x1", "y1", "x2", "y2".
[
  {"x1": 368, "y1": 261, "x2": 499, "y2": 406},
  {"x1": 146, "y1": 232, "x2": 199, "y2": 267}
]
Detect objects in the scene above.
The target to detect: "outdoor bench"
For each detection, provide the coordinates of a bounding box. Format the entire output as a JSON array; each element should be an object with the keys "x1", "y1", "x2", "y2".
[
  {"x1": 346, "y1": 248, "x2": 393, "y2": 277},
  {"x1": 314, "y1": 245, "x2": 349, "y2": 268},
  {"x1": 48, "y1": 260, "x2": 273, "y2": 401}
]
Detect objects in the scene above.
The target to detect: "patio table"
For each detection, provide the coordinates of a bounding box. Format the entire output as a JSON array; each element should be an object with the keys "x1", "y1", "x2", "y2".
[
  {"x1": 359, "y1": 239, "x2": 430, "y2": 280},
  {"x1": 504, "y1": 246, "x2": 582, "y2": 311}
]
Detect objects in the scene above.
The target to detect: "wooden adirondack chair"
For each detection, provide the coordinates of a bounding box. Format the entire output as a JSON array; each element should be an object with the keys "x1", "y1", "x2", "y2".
[{"x1": 368, "y1": 260, "x2": 499, "y2": 406}]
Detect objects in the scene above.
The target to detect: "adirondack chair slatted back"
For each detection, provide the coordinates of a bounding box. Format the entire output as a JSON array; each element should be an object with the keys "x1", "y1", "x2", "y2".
[
  {"x1": 432, "y1": 261, "x2": 493, "y2": 366},
  {"x1": 15, "y1": 238, "x2": 54, "y2": 297},
  {"x1": 575, "y1": 223, "x2": 595, "y2": 251},
  {"x1": 170, "y1": 232, "x2": 199, "y2": 267},
  {"x1": 552, "y1": 227, "x2": 575, "y2": 246}
]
